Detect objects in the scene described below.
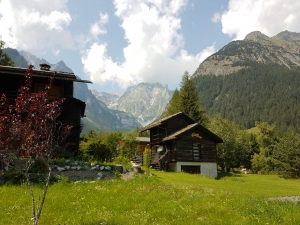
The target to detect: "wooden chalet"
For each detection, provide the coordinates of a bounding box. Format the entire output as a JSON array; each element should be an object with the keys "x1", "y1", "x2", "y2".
[
  {"x1": 140, "y1": 112, "x2": 223, "y2": 178},
  {"x1": 0, "y1": 65, "x2": 92, "y2": 155}
]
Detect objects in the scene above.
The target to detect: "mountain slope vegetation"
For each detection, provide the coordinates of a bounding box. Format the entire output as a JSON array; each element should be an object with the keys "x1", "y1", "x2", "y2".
[{"x1": 193, "y1": 30, "x2": 300, "y2": 132}]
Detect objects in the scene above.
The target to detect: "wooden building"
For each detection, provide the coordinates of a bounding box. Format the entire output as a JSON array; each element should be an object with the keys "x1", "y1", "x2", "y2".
[
  {"x1": 140, "y1": 112, "x2": 223, "y2": 178},
  {"x1": 0, "y1": 65, "x2": 91, "y2": 155}
]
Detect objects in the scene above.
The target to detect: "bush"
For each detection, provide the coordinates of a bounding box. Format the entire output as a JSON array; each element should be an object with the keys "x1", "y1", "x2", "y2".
[
  {"x1": 0, "y1": 167, "x2": 25, "y2": 185},
  {"x1": 28, "y1": 173, "x2": 60, "y2": 184},
  {"x1": 143, "y1": 148, "x2": 151, "y2": 176},
  {"x1": 113, "y1": 156, "x2": 132, "y2": 169},
  {"x1": 28, "y1": 158, "x2": 48, "y2": 173},
  {"x1": 59, "y1": 149, "x2": 74, "y2": 159}
]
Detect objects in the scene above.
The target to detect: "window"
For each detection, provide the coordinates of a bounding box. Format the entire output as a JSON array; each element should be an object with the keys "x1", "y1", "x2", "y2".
[
  {"x1": 157, "y1": 146, "x2": 163, "y2": 152},
  {"x1": 192, "y1": 143, "x2": 202, "y2": 161},
  {"x1": 181, "y1": 165, "x2": 200, "y2": 174},
  {"x1": 34, "y1": 83, "x2": 62, "y2": 100}
]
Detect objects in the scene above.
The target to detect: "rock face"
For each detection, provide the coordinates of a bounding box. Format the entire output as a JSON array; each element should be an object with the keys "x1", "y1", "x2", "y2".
[
  {"x1": 192, "y1": 30, "x2": 300, "y2": 78},
  {"x1": 3, "y1": 48, "x2": 28, "y2": 68},
  {"x1": 74, "y1": 82, "x2": 141, "y2": 133},
  {"x1": 92, "y1": 91, "x2": 121, "y2": 108},
  {"x1": 95, "y1": 83, "x2": 173, "y2": 126}
]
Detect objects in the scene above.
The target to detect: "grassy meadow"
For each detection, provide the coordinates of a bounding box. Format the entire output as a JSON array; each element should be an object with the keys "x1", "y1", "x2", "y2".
[{"x1": 1, "y1": 171, "x2": 300, "y2": 225}]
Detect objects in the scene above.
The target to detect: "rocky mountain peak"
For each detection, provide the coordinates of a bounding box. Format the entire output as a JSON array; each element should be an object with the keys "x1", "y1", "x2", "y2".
[
  {"x1": 244, "y1": 31, "x2": 270, "y2": 41},
  {"x1": 273, "y1": 30, "x2": 300, "y2": 42},
  {"x1": 96, "y1": 82, "x2": 173, "y2": 126},
  {"x1": 192, "y1": 30, "x2": 300, "y2": 78},
  {"x1": 19, "y1": 51, "x2": 73, "y2": 73}
]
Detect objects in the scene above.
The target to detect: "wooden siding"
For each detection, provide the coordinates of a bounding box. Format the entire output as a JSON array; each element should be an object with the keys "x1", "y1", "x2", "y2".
[
  {"x1": 151, "y1": 125, "x2": 167, "y2": 144},
  {"x1": 0, "y1": 74, "x2": 23, "y2": 103},
  {"x1": 164, "y1": 114, "x2": 194, "y2": 136},
  {"x1": 0, "y1": 70, "x2": 83, "y2": 155},
  {"x1": 175, "y1": 128, "x2": 217, "y2": 163}
]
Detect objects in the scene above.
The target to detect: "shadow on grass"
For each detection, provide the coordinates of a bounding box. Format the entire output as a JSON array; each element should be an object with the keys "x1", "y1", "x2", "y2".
[{"x1": 217, "y1": 171, "x2": 244, "y2": 180}]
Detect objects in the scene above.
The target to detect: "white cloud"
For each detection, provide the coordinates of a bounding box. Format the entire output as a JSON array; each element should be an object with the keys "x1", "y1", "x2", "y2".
[
  {"x1": 90, "y1": 13, "x2": 109, "y2": 37},
  {"x1": 0, "y1": 0, "x2": 73, "y2": 50},
  {"x1": 215, "y1": 0, "x2": 300, "y2": 40},
  {"x1": 82, "y1": 0, "x2": 215, "y2": 90},
  {"x1": 211, "y1": 13, "x2": 221, "y2": 23}
]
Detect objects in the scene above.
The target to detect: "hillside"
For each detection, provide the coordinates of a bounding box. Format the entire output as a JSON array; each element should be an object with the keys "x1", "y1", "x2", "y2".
[
  {"x1": 192, "y1": 30, "x2": 300, "y2": 132},
  {"x1": 3, "y1": 48, "x2": 28, "y2": 67}
]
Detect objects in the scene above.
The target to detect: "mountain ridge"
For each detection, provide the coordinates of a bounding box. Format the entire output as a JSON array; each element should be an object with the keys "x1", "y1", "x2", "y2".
[
  {"x1": 192, "y1": 30, "x2": 300, "y2": 78},
  {"x1": 93, "y1": 82, "x2": 173, "y2": 126}
]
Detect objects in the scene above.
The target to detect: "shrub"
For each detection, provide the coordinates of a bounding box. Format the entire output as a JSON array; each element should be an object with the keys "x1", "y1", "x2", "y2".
[
  {"x1": 143, "y1": 148, "x2": 151, "y2": 176},
  {"x1": 113, "y1": 156, "x2": 132, "y2": 169},
  {"x1": 28, "y1": 158, "x2": 48, "y2": 173},
  {"x1": 0, "y1": 167, "x2": 25, "y2": 185}
]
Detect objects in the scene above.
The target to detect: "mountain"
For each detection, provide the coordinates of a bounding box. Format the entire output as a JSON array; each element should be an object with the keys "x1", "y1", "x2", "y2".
[
  {"x1": 19, "y1": 51, "x2": 74, "y2": 73},
  {"x1": 95, "y1": 83, "x2": 173, "y2": 126},
  {"x1": 192, "y1": 30, "x2": 300, "y2": 132},
  {"x1": 74, "y1": 82, "x2": 141, "y2": 133},
  {"x1": 91, "y1": 90, "x2": 121, "y2": 108},
  {"x1": 5, "y1": 49, "x2": 141, "y2": 133},
  {"x1": 3, "y1": 48, "x2": 28, "y2": 68},
  {"x1": 193, "y1": 30, "x2": 300, "y2": 77}
]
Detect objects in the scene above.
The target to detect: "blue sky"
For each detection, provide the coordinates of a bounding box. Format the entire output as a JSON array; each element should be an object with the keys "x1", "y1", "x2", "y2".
[{"x1": 0, "y1": 0, "x2": 299, "y2": 93}]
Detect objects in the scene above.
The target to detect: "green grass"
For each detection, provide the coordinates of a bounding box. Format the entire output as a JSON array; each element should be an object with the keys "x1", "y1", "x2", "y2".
[{"x1": 1, "y1": 172, "x2": 300, "y2": 225}]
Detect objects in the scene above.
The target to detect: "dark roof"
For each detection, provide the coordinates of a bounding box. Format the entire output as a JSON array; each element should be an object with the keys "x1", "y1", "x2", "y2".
[
  {"x1": 139, "y1": 112, "x2": 195, "y2": 132},
  {"x1": 162, "y1": 123, "x2": 223, "y2": 143},
  {"x1": 0, "y1": 65, "x2": 92, "y2": 83}
]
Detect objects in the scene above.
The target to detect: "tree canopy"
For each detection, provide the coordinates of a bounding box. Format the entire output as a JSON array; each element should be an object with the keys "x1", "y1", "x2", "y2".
[{"x1": 163, "y1": 71, "x2": 207, "y2": 125}]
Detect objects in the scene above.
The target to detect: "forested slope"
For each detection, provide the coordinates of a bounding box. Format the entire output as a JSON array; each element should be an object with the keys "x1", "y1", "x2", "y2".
[{"x1": 194, "y1": 63, "x2": 300, "y2": 132}]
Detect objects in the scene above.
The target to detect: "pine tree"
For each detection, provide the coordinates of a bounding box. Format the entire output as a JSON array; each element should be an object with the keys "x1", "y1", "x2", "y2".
[
  {"x1": 163, "y1": 71, "x2": 207, "y2": 125},
  {"x1": 162, "y1": 88, "x2": 180, "y2": 118},
  {"x1": 179, "y1": 71, "x2": 207, "y2": 125}
]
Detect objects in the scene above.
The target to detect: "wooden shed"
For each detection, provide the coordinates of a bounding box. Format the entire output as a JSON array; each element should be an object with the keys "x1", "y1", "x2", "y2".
[
  {"x1": 0, "y1": 65, "x2": 91, "y2": 155},
  {"x1": 140, "y1": 112, "x2": 223, "y2": 178}
]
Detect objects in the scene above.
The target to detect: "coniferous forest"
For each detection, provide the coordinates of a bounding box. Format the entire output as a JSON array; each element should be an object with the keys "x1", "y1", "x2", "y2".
[{"x1": 194, "y1": 63, "x2": 300, "y2": 132}]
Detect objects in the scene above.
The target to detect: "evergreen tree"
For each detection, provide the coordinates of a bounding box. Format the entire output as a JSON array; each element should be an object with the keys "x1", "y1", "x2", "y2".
[
  {"x1": 0, "y1": 37, "x2": 14, "y2": 66},
  {"x1": 163, "y1": 71, "x2": 207, "y2": 125},
  {"x1": 179, "y1": 71, "x2": 207, "y2": 125},
  {"x1": 162, "y1": 88, "x2": 180, "y2": 118},
  {"x1": 273, "y1": 131, "x2": 300, "y2": 178}
]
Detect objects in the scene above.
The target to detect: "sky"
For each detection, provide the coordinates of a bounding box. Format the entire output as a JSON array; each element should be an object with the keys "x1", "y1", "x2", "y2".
[{"x1": 0, "y1": 0, "x2": 300, "y2": 93}]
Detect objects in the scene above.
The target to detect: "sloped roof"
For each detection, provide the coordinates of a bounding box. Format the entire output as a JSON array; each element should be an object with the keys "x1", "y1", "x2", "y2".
[
  {"x1": 139, "y1": 112, "x2": 195, "y2": 132},
  {"x1": 0, "y1": 65, "x2": 92, "y2": 83},
  {"x1": 162, "y1": 123, "x2": 223, "y2": 143}
]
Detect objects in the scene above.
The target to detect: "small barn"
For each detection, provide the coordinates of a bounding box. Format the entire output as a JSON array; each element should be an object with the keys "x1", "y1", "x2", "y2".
[
  {"x1": 0, "y1": 65, "x2": 91, "y2": 155},
  {"x1": 140, "y1": 112, "x2": 223, "y2": 178}
]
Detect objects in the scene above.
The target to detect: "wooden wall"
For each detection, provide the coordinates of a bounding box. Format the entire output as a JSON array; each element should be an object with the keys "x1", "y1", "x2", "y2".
[
  {"x1": 0, "y1": 72, "x2": 81, "y2": 155},
  {"x1": 62, "y1": 98, "x2": 83, "y2": 155},
  {"x1": 150, "y1": 114, "x2": 194, "y2": 146},
  {"x1": 164, "y1": 114, "x2": 194, "y2": 136},
  {"x1": 175, "y1": 128, "x2": 217, "y2": 163}
]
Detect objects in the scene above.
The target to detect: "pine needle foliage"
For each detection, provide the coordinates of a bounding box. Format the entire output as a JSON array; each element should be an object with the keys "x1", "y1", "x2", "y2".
[{"x1": 163, "y1": 71, "x2": 207, "y2": 125}]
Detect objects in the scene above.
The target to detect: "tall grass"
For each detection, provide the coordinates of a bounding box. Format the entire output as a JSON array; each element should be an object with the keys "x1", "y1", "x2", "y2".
[{"x1": 1, "y1": 172, "x2": 300, "y2": 224}]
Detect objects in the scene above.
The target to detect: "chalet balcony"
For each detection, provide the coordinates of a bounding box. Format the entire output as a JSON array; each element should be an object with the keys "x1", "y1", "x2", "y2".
[{"x1": 151, "y1": 133, "x2": 165, "y2": 145}]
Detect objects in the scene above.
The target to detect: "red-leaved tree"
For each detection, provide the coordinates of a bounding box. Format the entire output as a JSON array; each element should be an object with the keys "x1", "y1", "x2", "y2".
[{"x1": 0, "y1": 65, "x2": 72, "y2": 225}]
